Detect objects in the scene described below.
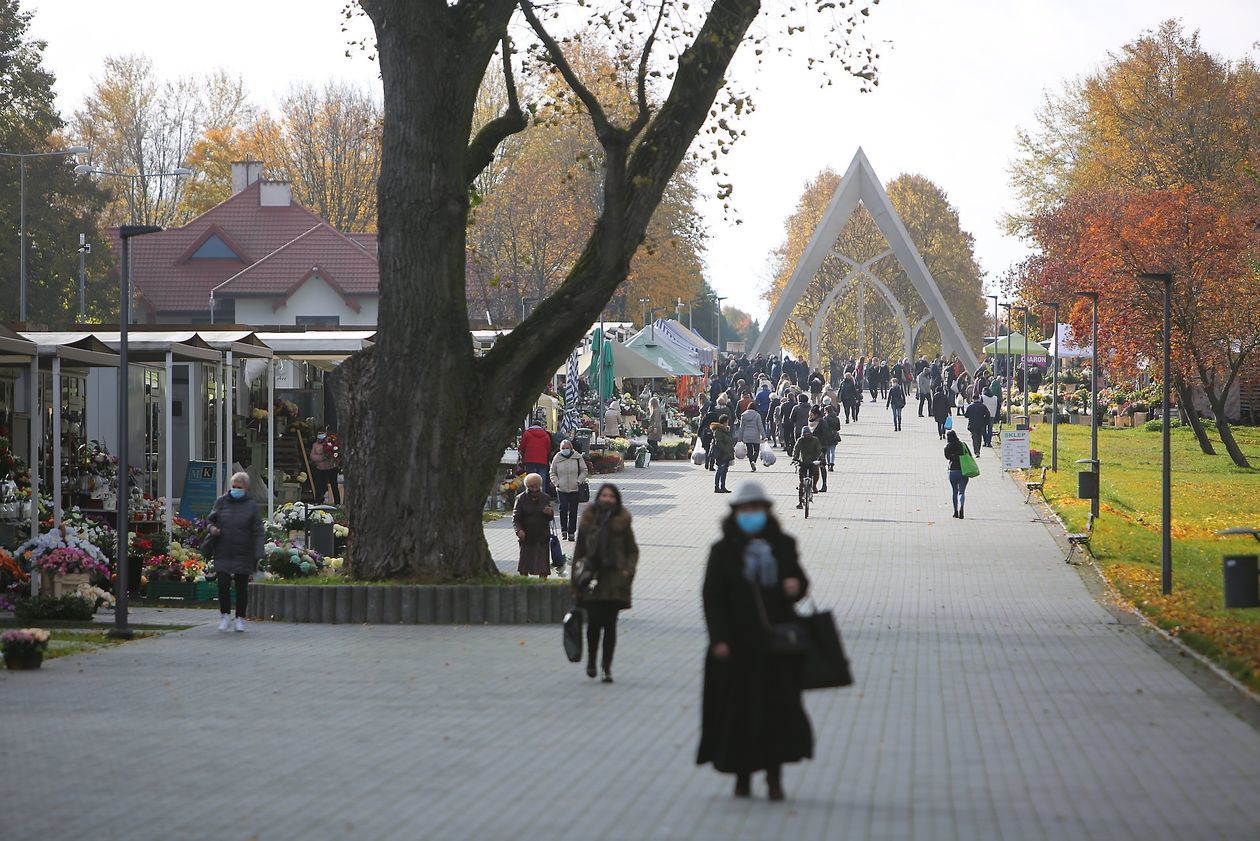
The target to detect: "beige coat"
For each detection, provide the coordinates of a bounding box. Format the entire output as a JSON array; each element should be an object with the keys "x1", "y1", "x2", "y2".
[{"x1": 549, "y1": 450, "x2": 589, "y2": 494}]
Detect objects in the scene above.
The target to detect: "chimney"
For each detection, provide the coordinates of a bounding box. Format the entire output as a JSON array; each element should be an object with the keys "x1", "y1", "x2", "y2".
[
  {"x1": 231, "y1": 160, "x2": 263, "y2": 194},
  {"x1": 259, "y1": 179, "x2": 292, "y2": 207}
]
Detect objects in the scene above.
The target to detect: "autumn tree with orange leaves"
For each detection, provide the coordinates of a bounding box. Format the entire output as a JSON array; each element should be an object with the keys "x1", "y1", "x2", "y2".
[{"x1": 1020, "y1": 187, "x2": 1259, "y2": 467}]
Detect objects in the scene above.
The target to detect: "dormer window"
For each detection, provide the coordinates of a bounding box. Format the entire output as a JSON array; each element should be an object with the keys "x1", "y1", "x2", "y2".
[{"x1": 190, "y1": 234, "x2": 239, "y2": 260}]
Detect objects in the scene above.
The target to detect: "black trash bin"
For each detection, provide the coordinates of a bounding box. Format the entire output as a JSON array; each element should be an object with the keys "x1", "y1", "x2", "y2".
[
  {"x1": 1077, "y1": 470, "x2": 1098, "y2": 500},
  {"x1": 1223, "y1": 555, "x2": 1259, "y2": 609}
]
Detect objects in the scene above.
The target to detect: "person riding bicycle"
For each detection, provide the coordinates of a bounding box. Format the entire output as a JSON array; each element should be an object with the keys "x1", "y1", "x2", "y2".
[{"x1": 790, "y1": 424, "x2": 823, "y2": 510}]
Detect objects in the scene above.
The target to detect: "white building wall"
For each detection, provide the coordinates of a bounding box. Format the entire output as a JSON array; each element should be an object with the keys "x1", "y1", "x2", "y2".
[{"x1": 231, "y1": 274, "x2": 378, "y2": 326}]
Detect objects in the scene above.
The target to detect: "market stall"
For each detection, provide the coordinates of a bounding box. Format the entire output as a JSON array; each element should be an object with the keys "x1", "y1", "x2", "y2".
[
  {"x1": 195, "y1": 331, "x2": 274, "y2": 513},
  {"x1": 0, "y1": 327, "x2": 37, "y2": 549}
]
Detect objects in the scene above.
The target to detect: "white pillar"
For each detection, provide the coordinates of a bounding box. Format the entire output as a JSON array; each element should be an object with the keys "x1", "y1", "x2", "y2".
[
  {"x1": 267, "y1": 359, "x2": 275, "y2": 520},
  {"x1": 215, "y1": 360, "x2": 224, "y2": 494},
  {"x1": 51, "y1": 356, "x2": 61, "y2": 528},
  {"x1": 224, "y1": 350, "x2": 234, "y2": 493},
  {"x1": 164, "y1": 350, "x2": 174, "y2": 537},
  {"x1": 188, "y1": 362, "x2": 200, "y2": 460},
  {"x1": 28, "y1": 357, "x2": 40, "y2": 596}
]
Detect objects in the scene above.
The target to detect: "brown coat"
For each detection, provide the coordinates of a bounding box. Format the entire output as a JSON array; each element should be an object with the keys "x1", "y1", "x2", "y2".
[
  {"x1": 571, "y1": 506, "x2": 639, "y2": 609},
  {"x1": 513, "y1": 489, "x2": 553, "y2": 576}
]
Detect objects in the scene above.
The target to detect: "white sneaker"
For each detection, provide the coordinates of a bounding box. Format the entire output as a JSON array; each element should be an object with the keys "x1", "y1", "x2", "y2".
[
  {"x1": 233, "y1": 617, "x2": 247, "y2": 633},
  {"x1": 217, "y1": 614, "x2": 231, "y2": 632}
]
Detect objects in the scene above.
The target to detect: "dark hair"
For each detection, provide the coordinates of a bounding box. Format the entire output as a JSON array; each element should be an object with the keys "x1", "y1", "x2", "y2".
[
  {"x1": 946, "y1": 430, "x2": 960, "y2": 445},
  {"x1": 798, "y1": 394, "x2": 809, "y2": 404},
  {"x1": 718, "y1": 413, "x2": 729, "y2": 424},
  {"x1": 594, "y1": 483, "x2": 623, "y2": 511}
]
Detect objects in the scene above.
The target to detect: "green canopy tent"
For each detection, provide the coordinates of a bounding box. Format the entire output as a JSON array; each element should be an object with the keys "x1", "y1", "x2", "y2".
[
  {"x1": 983, "y1": 331, "x2": 1049, "y2": 357},
  {"x1": 625, "y1": 329, "x2": 704, "y2": 377},
  {"x1": 588, "y1": 330, "x2": 660, "y2": 396}
]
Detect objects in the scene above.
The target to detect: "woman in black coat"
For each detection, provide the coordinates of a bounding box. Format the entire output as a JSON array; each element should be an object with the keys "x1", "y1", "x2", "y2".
[
  {"x1": 698, "y1": 480, "x2": 812, "y2": 801},
  {"x1": 931, "y1": 386, "x2": 953, "y2": 440},
  {"x1": 207, "y1": 471, "x2": 265, "y2": 632}
]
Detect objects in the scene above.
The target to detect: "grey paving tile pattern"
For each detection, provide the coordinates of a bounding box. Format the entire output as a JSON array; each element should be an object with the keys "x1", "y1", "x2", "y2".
[{"x1": 2, "y1": 405, "x2": 1258, "y2": 841}]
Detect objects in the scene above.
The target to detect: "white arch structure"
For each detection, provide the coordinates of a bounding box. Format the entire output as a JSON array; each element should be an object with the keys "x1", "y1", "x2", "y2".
[{"x1": 753, "y1": 149, "x2": 979, "y2": 372}]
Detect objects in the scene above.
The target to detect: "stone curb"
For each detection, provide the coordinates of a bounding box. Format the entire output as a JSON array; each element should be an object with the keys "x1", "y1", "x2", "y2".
[{"x1": 247, "y1": 582, "x2": 570, "y2": 624}]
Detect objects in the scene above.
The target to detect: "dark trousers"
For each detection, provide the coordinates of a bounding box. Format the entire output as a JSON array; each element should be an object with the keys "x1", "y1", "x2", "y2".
[
  {"x1": 842, "y1": 402, "x2": 853, "y2": 423},
  {"x1": 936, "y1": 420, "x2": 947, "y2": 438},
  {"x1": 715, "y1": 460, "x2": 731, "y2": 490},
  {"x1": 702, "y1": 434, "x2": 715, "y2": 469},
  {"x1": 970, "y1": 431, "x2": 983, "y2": 455},
  {"x1": 314, "y1": 468, "x2": 341, "y2": 505},
  {"x1": 869, "y1": 385, "x2": 878, "y2": 400},
  {"x1": 918, "y1": 394, "x2": 929, "y2": 416},
  {"x1": 586, "y1": 602, "x2": 620, "y2": 670},
  {"x1": 949, "y1": 470, "x2": 969, "y2": 512},
  {"x1": 558, "y1": 491, "x2": 579, "y2": 535},
  {"x1": 217, "y1": 573, "x2": 250, "y2": 616},
  {"x1": 891, "y1": 406, "x2": 903, "y2": 430},
  {"x1": 746, "y1": 441, "x2": 760, "y2": 468}
]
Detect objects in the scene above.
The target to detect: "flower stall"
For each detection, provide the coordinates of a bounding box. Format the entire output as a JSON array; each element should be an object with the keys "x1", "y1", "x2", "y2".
[{"x1": 15, "y1": 523, "x2": 112, "y2": 599}]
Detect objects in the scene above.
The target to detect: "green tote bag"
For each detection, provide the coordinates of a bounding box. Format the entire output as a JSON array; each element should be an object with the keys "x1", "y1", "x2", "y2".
[{"x1": 960, "y1": 444, "x2": 981, "y2": 479}]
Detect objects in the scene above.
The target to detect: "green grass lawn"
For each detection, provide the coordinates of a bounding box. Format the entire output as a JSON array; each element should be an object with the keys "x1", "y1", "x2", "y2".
[{"x1": 1028, "y1": 421, "x2": 1260, "y2": 690}]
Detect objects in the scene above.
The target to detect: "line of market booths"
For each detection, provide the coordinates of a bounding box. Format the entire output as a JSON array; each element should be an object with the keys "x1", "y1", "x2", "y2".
[{"x1": 0, "y1": 325, "x2": 374, "y2": 548}]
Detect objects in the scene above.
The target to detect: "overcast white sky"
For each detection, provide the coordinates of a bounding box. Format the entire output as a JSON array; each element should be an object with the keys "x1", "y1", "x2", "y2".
[{"x1": 28, "y1": 0, "x2": 1260, "y2": 321}]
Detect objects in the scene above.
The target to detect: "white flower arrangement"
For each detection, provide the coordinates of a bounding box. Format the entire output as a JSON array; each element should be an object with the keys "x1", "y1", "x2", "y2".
[
  {"x1": 333, "y1": 524, "x2": 349, "y2": 539},
  {"x1": 75, "y1": 582, "x2": 115, "y2": 608},
  {"x1": 270, "y1": 502, "x2": 332, "y2": 529},
  {"x1": 17, "y1": 524, "x2": 110, "y2": 566}
]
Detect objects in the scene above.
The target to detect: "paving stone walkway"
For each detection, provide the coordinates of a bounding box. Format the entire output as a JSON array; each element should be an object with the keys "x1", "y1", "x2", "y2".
[{"x1": 3, "y1": 403, "x2": 1258, "y2": 841}]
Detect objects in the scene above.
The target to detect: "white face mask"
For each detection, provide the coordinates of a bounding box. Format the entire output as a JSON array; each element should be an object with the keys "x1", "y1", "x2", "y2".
[{"x1": 317, "y1": 433, "x2": 327, "y2": 441}]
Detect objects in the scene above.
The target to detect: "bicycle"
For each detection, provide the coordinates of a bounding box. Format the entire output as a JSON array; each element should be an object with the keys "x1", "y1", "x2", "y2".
[{"x1": 792, "y1": 459, "x2": 822, "y2": 518}]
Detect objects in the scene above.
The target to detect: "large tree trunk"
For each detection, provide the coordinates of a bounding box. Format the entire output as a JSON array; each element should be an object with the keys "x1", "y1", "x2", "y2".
[
  {"x1": 1203, "y1": 388, "x2": 1251, "y2": 468},
  {"x1": 345, "y1": 0, "x2": 762, "y2": 581},
  {"x1": 1174, "y1": 375, "x2": 1216, "y2": 456}
]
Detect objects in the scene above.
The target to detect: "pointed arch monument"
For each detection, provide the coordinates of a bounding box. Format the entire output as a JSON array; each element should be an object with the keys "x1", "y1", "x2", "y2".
[{"x1": 752, "y1": 149, "x2": 979, "y2": 372}]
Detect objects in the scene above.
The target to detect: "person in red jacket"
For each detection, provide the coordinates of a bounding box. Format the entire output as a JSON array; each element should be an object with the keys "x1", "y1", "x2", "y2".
[{"x1": 520, "y1": 420, "x2": 554, "y2": 494}]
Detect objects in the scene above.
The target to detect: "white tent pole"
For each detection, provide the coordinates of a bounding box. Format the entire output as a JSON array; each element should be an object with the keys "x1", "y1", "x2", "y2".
[
  {"x1": 225, "y1": 350, "x2": 234, "y2": 492},
  {"x1": 164, "y1": 350, "x2": 174, "y2": 537},
  {"x1": 267, "y1": 358, "x2": 275, "y2": 520},
  {"x1": 51, "y1": 355, "x2": 62, "y2": 529},
  {"x1": 188, "y1": 363, "x2": 199, "y2": 461},
  {"x1": 216, "y1": 360, "x2": 224, "y2": 494},
  {"x1": 29, "y1": 356, "x2": 41, "y2": 596}
]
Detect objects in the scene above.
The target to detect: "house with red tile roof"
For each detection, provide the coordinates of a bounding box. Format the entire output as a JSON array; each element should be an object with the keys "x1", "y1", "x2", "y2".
[{"x1": 121, "y1": 162, "x2": 379, "y2": 326}]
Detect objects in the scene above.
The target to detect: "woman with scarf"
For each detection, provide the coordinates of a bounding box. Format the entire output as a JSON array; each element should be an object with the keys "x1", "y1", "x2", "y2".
[
  {"x1": 571, "y1": 483, "x2": 639, "y2": 683},
  {"x1": 698, "y1": 480, "x2": 812, "y2": 801}
]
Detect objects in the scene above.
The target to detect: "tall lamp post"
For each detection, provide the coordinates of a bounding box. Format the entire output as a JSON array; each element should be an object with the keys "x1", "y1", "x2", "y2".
[
  {"x1": 77, "y1": 234, "x2": 91, "y2": 322},
  {"x1": 1140, "y1": 273, "x2": 1174, "y2": 595},
  {"x1": 2, "y1": 145, "x2": 91, "y2": 321},
  {"x1": 986, "y1": 294, "x2": 999, "y2": 368},
  {"x1": 711, "y1": 294, "x2": 728, "y2": 354},
  {"x1": 1013, "y1": 305, "x2": 1029, "y2": 428},
  {"x1": 1000, "y1": 303, "x2": 1013, "y2": 428},
  {"x1": 75, "y1": 165, "x2": 192, "y2": 321},
  {"x1": 111, "y1": 224, "x2": 164, "y2": 639},
  {"x1": 1039, "y1": 301, "x2": 1061, "y2": 472},
  {"x1": 1075, "y1": 291, "x2": 1101, "y2": 522}
]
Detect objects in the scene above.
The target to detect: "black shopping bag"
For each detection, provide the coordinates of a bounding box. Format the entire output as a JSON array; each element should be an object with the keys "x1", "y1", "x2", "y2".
[
  {"x1": 799, "y1": 608, "x2": 853, "y2": 690},
  {"x1": 563, "y1": 604, "x2": 584, "y2": 663}
]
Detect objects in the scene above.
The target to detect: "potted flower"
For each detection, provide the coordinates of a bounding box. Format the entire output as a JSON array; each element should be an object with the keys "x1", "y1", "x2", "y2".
[{"x1": 2, "y1": 627, "x2": 50, "y2": 670}]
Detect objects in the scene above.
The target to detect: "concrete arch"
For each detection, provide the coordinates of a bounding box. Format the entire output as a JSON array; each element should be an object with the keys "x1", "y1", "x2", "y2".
[{"x1": 753, "y1": 149, "x2": 978, "y2": 372}]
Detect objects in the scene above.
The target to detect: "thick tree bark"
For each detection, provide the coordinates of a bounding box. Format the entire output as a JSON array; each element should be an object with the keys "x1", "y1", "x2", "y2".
[
  {"x1": 1203, "y1": 389, "x2": 1250, "y2": 468},
  {"x1": 1174, "y1": 375, "x2": 1216, "y2": 457},
  {"x1": 345, "y1": 0, "x2": 762, "y2": 580}
]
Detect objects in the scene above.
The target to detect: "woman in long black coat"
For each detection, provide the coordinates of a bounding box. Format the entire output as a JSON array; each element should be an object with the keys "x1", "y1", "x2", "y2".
[
  {"x1": 698, "y1": 480, "x2": 812, "y2": 801},
  {"x1": 931, "y1": 386, "x2": 953, "y2": 440}
]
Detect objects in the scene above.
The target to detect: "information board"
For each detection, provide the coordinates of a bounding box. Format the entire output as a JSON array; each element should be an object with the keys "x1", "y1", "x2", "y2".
[
  {"x1": 1000, "y1": 430, "x2": 1030, "y2": 470},
  {"x1": 179, "y1": 461, "x2": 220, "y2": 520}
]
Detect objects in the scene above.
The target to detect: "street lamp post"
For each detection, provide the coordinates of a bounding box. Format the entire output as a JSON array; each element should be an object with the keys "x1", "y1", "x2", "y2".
[
  {"x1": 1039, "y1": 301, "x2": 1061, "y2": 472},
  {"x1": 1000, "y1": 303, "x2": 1012, "y2": 428},
  {"x1": 77, "y1": 234, "x2": 90, "y2": 322},
  {"x1": 1, "y1": 145, "x2": 90, "y2": 321},
  {"x1": 986, "y1": 294, "x2": 999, "y2": 368},
  {"x1": 638, "y1": 296, "x2": 651, "y2": 329},
  {"x1": 1013, "y1": 305, "x2": 1029, "y2": 428},
  {"x1": 1140, "y1": 273, "x2": 1174, "y2": 595},
  {"x1": 75, "y1": 165, "x2": 192, "y2": 322},
  {"x1": 711, "y1": 294, "x2": 727, "y2": 354},
  {"x1": 1076, "y1": 292, "x2": 1101, "y2": 522},
  {"x1": 111, "y1": 224, "x2": 164, "y2": 640}
]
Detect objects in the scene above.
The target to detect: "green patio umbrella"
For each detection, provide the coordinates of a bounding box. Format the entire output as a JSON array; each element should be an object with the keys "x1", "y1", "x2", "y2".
[
  {"x1": 590, "y1": 327, "x2": 616, "y2": 405},
  {"x1": 983, "y1": 331, "x2": 1049, "y2": 357}
]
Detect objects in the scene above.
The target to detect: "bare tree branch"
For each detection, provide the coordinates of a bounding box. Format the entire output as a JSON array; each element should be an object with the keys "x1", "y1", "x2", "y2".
[
  {"x1": 465, "y1": 36, "x2": 528, "y2": 185},
  {"x1": 518, "y1": 0, "x2": 619, "y2": 144},
  {"x1": 628, "y1": 0, "x2": 669, "y2": 140}
]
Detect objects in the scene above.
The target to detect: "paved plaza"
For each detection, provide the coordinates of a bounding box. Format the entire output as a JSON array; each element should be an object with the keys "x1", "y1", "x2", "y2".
[{"x1": 3, "y1": 408, "x2": 1258, "y2": 841}]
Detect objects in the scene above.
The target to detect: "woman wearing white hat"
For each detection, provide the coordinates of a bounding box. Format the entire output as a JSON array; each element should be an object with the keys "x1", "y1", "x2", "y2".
[{"x1": 697, "y1": 481, "x2": 813, "y2": 801}]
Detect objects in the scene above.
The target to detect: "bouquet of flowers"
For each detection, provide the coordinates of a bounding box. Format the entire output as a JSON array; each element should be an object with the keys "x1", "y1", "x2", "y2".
[
  {"x1": 128, "y1": 531, "x2": 170, "y2": 569},
  {"x1": 270, "y1": 502, "x2": 332, "y2": 530},
  {"x1": 261, "y1": 541, "x2": 325, "y2": 578},
  {"x1": 0, "y1": 547, "x2": 26, "y2": 582},
  {"x1": 33, "y1": 546, "x2": 110, "y2": 578},
  {"x1": 2, "y1": 627, "x2": 49, "y2": 656},
  {"x1": 172, "y1": 516, "x2": 213, "y2": 551},
  {"x1": 18, "y1": 524, "x2": 111, "y2": 571},
  {"x1": 76, "y1": 581, "x2": 115, "y2": 609},
  {"x1": 144, "y1": 546, "x2": 207, "y2": 583}
]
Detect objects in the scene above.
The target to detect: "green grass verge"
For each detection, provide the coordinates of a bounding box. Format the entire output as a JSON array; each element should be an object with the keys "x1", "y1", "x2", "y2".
[{"x1": 1028, "y1": 422, "x2": 1260, "y2": 691}]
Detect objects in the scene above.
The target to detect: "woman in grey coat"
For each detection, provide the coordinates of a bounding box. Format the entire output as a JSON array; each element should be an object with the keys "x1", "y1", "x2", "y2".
[
  {"x1": 208, "y1": 471, "x2": 265, "y2": 632},
  {"x1": 736, "y1": 405, "x2": 766, "y2": 471}
]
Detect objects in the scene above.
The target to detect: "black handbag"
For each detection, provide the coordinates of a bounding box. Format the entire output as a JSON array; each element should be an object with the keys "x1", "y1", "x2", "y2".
[
  {"x1": 750, "y1": 583, "x2": 811, "y2": 655},
  {"x1": 796, "y1": 601, "x2": 853, "y2": 689},
  {"x1": 577, "y1": 481, "x2": 591, "y2": 503},
  {"x1": 563, "y1": 604, "x2": 584, "y2": 663}
]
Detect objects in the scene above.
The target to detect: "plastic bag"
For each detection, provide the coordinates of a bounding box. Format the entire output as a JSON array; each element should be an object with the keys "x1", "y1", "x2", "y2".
[
  {"x1": 734, "y1": 441, "x2": 747, "y2": 460},
  {"x1": 760, "y1": 449, "x2": 777, "y2": 467},
  {"x1": 691, "y1": 438, "x2": 706, "y2": 465}
]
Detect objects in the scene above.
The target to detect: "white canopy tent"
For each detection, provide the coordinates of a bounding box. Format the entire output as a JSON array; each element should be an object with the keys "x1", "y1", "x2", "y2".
[
  {"x1": 651, "y1": 318, "x2": 718, "y2": 367},
  {"x1": 1045, "y1": 323, "x2": 1093, "y2": 359}
]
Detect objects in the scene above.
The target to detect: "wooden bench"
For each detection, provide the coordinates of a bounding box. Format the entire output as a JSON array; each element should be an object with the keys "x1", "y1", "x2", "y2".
[
  {"x1": 1065, "y1": 514, "x2": 1095, "y2": 565},
  {"x1": 1025, "y1": 466, "x2": 1048, "y2": 504}
]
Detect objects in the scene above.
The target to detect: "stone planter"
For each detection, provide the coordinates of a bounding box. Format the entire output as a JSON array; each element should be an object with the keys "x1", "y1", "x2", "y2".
[
  {"x1": 44, "y1": 572, "x2": 90, "y2": 598},
  {"x1": 248, "y1": 581, "x2": 570, "y2": 625},
  {"x1": 1133, "y1": 412, "x2": 1148, "y2": 425},
  {"x1": 3, "y1": 649, "x2": 43, "y2": 670}
]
